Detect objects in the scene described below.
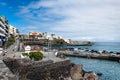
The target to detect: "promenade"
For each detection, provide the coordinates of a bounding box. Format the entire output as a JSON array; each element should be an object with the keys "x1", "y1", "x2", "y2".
[
  {"x1": 0, "y1": 38, "x2": 69, "y2": 80},
  {"x1": 0, "y1": 51, "x2": 69, "y2": 80},
  {"x1": 7, "y1": 51, "x2": 68, "y2": 62},
  {"x1": 0, "y1": 56, "x2": 17, "y2": 80}
]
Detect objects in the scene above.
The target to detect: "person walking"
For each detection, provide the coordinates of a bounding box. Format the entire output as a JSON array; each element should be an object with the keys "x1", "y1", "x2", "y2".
[
  {"x1": 5, "y1": 50, "x2": 8, "y2": 57},
  {"x1": 2, "y1": 49, "x2": 8, "y2": 57},
  {"x1": 2, "y1": 50, "x2": 5, "y2": 56},
  {"x1": 13, "y1": 49, "x2": 16, "y2": 58}
]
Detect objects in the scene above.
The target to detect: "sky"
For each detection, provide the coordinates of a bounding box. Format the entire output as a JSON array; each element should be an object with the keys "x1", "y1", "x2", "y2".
[{"x1": 0, "y1": 0, "x2": 120, "y2": 42}]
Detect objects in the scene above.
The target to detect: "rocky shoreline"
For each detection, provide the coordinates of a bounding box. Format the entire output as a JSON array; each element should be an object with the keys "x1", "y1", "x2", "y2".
[
  {"x1": 55, "y1": 48, "x2": 120, "y2": 62},
  {"x1": 3, "y1": 57, "x2": 98, "y2": 80}
]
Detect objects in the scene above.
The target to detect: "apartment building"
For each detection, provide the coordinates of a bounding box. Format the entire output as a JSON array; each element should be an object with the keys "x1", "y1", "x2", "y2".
[
  {"x1": 9, "y1": 25, "x2": 19, "y2": 37},
  {"x1": 0, "y1": 15, "x2": 9, "y2": 47}
]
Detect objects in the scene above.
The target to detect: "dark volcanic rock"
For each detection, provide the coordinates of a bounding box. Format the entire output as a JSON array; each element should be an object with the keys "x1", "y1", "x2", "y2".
[
  {"x1": 3, "y1": 57, "x2": 98, "y2": 80},
  {"x1": 0, "y1": 75, "x2": 4, "y2": 79},
  {"x1": 3, "y1": 58, "x2": 72, "y2": 80},
  {"x1": 70, "y1": 64, "x2": 84, "y2": 80},
  {"x1": 97, "y1": 72, "x2": 103, "y2": 76},
  {"x1": 84, "y1": 72, "x2": 98, "y2": 80}
]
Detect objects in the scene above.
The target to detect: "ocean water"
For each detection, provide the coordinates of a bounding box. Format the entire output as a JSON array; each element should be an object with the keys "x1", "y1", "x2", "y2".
[
  {"x1": 52, "y1": 42, "x2": 120, "y2": 52},
  {"x1": 68, "y1": 42, "x2": 120, "y2": 80},
  {"x1": 77, "y1": 42, "x2": 120, "y2": 52},
  {"x1": 51, "y1": 42, "x2": 120, "y2": 80},
  {"x1": 70, "y1": 57, "x2": 120, "y2": 80}
]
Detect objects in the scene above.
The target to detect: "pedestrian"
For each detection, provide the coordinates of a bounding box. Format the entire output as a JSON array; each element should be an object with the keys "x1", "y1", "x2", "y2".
[
  {"x1": 4, "y1": 50, "x2": 8, "y2": 57},
  {"x1": 2, "y1": 50, "x2": 8, "y2": 57},
  {"x1": 54, "y1": 51, "x2": 58, "y2": 57},
  {"x1": 2, "y1": 50, "x2": 5, "y2": 56},
  {"x1": 13, "y1": 49, "x2": 16, "y2": 58}
]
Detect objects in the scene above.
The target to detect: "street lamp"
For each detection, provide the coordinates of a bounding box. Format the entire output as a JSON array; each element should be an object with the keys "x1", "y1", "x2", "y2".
[
  {"x1": 48, "y1": 37, "x2": 52, "y2": 59},
  {"x1": 48, "y1": 37, "x2": 50, "y2": 59}
]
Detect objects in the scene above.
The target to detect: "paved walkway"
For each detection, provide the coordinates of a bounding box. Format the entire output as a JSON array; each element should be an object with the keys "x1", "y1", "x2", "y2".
[
  {"x1": 0, "y1": 38, "x2": 69, "y2": 80},
  {"x1": 0, "y1": 56, "x2": 17, "y2": 80},
  {"x1": 6, "y1": 51, "x2": 69, "y2": 62},
  {"x1": 0, "y1": 50, "x2": 69, "y2": 80},
  {"x1": 43, "y1": 51, "x2": 69, "y2": 62}
]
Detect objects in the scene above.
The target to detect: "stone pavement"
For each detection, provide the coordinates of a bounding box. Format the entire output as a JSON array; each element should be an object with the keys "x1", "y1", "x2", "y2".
[
  {"x1": 5, "y1": 50, "x2": 69, "y2": 62},
  {"x1": 0, "y1": 57, "x2": 17, "y2": 80},
  {"x1": 43, "y1": 51, "x2": 69, "y2": 62}
]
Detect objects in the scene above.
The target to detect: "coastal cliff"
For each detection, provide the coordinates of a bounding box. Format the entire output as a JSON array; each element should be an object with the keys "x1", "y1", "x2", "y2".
[
  {"x1": 3, "y1": 58, "x2": 98, "y2": 80},
  {"x1": 68, "y1": 41, "x2": 93, "y2": 46}
]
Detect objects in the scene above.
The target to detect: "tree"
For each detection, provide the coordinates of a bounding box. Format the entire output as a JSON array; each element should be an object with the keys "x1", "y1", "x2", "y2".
[
  {"x1": 9, "y1": 34, "x2": 15, "y2": 45},
  {"x1": 22, "y1": 52, "x2": 43, "y2": 61},
  {"x1": 4, "y1": 34, "x2": 15, "y2": 48},
  {"x1": 52, "y1": 38, "x2": 65, "y2": 45},
  {"x1": 37, "y1": 34, "x2": 42, "y2": 37}
]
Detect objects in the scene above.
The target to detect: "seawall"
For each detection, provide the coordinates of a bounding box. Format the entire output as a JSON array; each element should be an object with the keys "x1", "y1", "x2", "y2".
[{"x1": 65, "y1": 54, "x2": 120, "y2": 62}]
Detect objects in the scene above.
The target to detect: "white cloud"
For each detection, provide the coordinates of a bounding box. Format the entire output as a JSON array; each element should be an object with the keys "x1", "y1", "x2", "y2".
[
  {"x1": 17, "y1": 0, "x2": 120, "y2": 42},
  {"x1": 0, "y1": 2, "x2": 7, "y2": 6}
]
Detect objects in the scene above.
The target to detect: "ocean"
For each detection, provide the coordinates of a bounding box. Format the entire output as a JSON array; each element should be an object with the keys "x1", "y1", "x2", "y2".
[
  {"x1": 52, "y1": 42, "x2": 120, "y2": 52},
  {"x1": 50, "y1": 42, "x2": 120, "y2": 80},
  {"x1": 68, "y1": 42, "x2": 120, "y2": 80},
  {"x1": 76, "y1": 42, "x2": 120, "y2": 52},
  {"x1": 70, "y1": 57, "x2": 120, "y2": 80}
]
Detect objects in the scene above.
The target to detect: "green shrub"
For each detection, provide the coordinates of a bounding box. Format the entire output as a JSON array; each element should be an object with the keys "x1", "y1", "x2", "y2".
[
  {"x1": 22, "y1": 52, "x2": 43, "y2": 61},
  {"x1": 29, "y1": 52, "x2": 43, "y2": 61},
  {"x1": 22, "y1": 53, "x2": 29, "y2": 56}
]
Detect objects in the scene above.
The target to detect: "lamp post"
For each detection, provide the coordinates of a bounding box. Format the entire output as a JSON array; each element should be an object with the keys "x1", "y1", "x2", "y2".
[
  {"x1": 48, "y1": 37, "x2": 50, "y2": 59},
  {"x1": 48, "y1": 37, "x2": 52, "y2": 59}
]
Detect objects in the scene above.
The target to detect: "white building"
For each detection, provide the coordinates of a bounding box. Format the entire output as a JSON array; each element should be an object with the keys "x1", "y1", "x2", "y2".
[
  {"x1": 0, "y1": 15, "x2": 9, "y2": 47},
  {"x1": 64, "y1": 39, "x2": 71, "y2": 43},
  {"x1": 9, "y1": 25, "x2": 19, "y2": 37},
  {"x1": 46, "y1": 34, "x2": 63, "y2": 40}
]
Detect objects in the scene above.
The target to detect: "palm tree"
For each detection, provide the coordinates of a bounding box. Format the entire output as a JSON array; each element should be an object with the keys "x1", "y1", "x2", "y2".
[
  {"x1": 45, "y1": 32, "x2": 47, "y2": 39},
  {"x1": 51, "y1": 34, "x2": 55, "y2": 40}
]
